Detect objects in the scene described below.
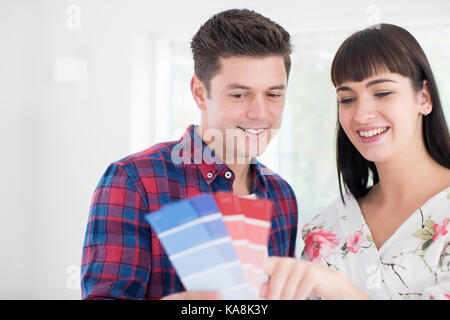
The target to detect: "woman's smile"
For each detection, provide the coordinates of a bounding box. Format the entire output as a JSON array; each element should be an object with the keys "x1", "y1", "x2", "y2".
[{"x1": 356, "y1": 126, "x2": 390, "y2": 144}]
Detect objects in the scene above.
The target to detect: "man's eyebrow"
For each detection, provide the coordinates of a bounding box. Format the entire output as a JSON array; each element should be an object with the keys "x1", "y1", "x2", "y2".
[
  {"x1": 225, "y1": 84, "x2": 286, "y2": 90},
  {"x1": 336, "y1": 79, "x2": 397, "y2": 92},
  {"x1": 226, "y1": 84, "x2": 251, "y2": 90},
  {"x1": 268, "y1": 85, "x2": 286, "y2": 90}
]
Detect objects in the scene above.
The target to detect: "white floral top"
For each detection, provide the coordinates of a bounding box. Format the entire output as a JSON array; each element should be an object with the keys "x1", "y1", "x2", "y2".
[{"x1": 299, "y1": 187, "x2": 450, "y2": 300}]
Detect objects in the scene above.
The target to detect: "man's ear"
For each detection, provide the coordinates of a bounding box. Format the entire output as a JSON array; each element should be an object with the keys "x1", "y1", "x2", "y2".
[
  {"x1": 191, "y1": 75, "x2": 208, "y2": 111},
  {"x1": 419, "y1": 80, "x2": 433, "y2": 116}
]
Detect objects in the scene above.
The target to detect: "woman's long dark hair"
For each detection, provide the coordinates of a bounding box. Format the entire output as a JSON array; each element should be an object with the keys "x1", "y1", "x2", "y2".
[{"x1": 331, "y1": 24, "x2": 450, "y2": 203}]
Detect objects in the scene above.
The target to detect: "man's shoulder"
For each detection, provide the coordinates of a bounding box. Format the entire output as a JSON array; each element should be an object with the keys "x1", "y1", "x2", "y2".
[
  {"x1": 256, "y1": 161, "x2": 293, "y2": 187},
  {"x1": 256, "y1": 161, "x2": 296, "y2": 199},
  {"x1": 117, "y1": 140, "x2": 179, "y2": 165},
  {"x1": 103, "y1": 140, "x2": 182, "y2": 182}
]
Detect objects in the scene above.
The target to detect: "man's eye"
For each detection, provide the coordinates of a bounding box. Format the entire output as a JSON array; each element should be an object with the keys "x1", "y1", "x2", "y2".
[
  {"x1": 339, "y1": 97, "x2": 356, "y2": 104},
  {"x1": 375, "y1": 91, "x2": 392, "y2": 98},
  {"x1": 267, "y1": 93, "x2": 282, "y2": 98},
  {"x1": 231, "y1": 93, "x2": 244, "y2": 99}
]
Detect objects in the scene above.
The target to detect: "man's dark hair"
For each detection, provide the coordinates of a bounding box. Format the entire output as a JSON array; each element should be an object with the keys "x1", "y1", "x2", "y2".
[{"x1": 191, "y1": 9, "x2": 292, "y2": 94}]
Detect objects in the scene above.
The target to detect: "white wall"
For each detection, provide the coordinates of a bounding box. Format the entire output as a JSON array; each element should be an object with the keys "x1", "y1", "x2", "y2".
[
  {"x1": 1, "y1": 0, "x2": 449, "y2": 299},
  {"x1": 0, "y1": 0, "x2": 42, "y2": 299}
]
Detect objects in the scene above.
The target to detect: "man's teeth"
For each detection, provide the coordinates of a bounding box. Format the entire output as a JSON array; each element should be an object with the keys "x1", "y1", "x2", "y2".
[
  {"x1": 359, "y1": 128, "x2": 387, "y2": 138},
  {"x1": 242, "y1": 128, "x2": 265, "y2": 134}
]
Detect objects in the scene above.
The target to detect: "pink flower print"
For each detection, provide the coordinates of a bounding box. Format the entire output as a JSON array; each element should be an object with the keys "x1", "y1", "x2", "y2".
[
  {"x1": 432, "y1": 218, "x2": 449, "y2": 242},
  {"x1": 304, "y1": 228, "x2": 340, "y2": 262},
  {"x1": 345, "y1": 231, "x2": 365, "y2": 253},
  {"x1": 443, "y1": 218, "x2": 450, "y2": 227}
]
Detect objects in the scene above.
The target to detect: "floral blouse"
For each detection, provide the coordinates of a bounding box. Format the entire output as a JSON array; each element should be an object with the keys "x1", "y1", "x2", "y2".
[{"x1": 299, "y1": 187, "x2": 450, "y2": 300}]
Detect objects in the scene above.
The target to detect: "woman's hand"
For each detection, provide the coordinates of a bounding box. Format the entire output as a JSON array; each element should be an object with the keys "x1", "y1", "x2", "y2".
[{"x1": 259, "y1": 256, "x2": 371, "y2": 300}]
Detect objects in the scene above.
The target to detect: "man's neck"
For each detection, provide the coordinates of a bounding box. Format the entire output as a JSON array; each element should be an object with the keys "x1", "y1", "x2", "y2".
[
  {"x1": 196, "y1": 125, "x2": 254, "y2": 195},
  {"x1": 227, "y1": 162, "x2": 254, "y2": 196}
]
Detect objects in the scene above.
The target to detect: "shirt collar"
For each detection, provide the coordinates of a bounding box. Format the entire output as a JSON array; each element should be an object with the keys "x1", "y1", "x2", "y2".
[
  {"x1": 250, "y1": 160, "x2": 270, "y2": 197},
  {"x1": 179, "y1": 125, "x2": 270, "y2": 195},
  {"x1": 179, "y1": 124, "x2": 227, "y2": 185}
]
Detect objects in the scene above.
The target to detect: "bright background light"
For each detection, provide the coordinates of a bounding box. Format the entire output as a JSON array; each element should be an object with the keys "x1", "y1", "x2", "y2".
[{"x1": 1, "y1": 0, "x2": 449, "y2": 299}]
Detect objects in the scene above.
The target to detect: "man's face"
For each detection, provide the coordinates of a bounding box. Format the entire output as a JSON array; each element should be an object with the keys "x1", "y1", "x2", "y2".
[{"x1": 196, "y1": 55, "x2": 287, "y2": 163}]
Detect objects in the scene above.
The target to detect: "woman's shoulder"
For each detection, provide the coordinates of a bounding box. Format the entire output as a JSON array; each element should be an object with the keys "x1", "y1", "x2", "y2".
[
  {"x1": 424, "y1": 185, "x2": 450, "y2": 217},
  {"x1": 308, "y1": 193, "x2": 357, "y2": 224}
]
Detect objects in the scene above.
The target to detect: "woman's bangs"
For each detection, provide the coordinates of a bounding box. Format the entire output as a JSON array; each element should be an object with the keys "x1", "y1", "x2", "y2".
[{"x1": 331, "y1": 29, "x2": 414, "y2": 87}]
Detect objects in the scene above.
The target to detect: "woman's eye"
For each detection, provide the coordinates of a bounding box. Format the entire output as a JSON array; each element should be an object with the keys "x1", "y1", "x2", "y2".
[
  {"x1": 339, "y1": 97, "x2": 356, "y2": 104},
  {"x1": 375, "y1": 91, "x2": 392, "y2": 98}
]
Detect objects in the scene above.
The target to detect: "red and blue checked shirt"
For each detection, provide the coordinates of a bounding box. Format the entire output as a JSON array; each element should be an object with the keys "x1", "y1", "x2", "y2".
[{"x1": 81, "y1": 125, "x2": 298, "y2": 299}]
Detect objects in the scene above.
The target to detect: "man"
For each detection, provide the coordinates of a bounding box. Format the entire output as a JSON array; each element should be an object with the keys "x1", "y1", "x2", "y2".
[{"x1": 81, "y1": 8, "x2": 298, "y2": 300}]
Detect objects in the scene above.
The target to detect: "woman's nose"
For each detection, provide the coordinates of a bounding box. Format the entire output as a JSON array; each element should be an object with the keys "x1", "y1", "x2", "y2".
[{"x1": 353, "y1": 99, "x2": 376, "y2": 124}]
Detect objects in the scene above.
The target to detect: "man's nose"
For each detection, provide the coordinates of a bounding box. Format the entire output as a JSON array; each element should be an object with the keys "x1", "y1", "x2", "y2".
[{"x1": 246, "y1": 94, "x2": 269, "y2": 120}]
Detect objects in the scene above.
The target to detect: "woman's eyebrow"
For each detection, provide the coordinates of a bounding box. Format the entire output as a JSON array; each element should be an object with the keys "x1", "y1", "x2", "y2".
[
  {"x1": 336, "y1": 79, "x2": 397, "y2": 92},
  {"x1": 366, "y1": 79, "x2": 397, "y2": 87},
  {"x1": 336, "y1": 86, "x2": 352, "y2": 93}
]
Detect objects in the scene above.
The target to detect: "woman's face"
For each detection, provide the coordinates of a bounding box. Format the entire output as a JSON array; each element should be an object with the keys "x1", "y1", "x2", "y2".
[{"x1": 336, "y1": 72, "x2": 431, "y2": 163}]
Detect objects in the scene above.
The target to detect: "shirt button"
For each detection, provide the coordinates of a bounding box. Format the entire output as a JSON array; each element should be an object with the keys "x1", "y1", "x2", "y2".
[
  {"x1": 207, "y1": 172, "x2": 213, "y2": 179},
  {"x1": 224, "y1": 171, "x2": 233, "y2": 179}
]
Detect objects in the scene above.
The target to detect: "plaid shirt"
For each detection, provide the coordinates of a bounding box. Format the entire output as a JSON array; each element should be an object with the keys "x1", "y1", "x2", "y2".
[{"x1": 81, "y1": 125, "x2": 298, "y2": 299}]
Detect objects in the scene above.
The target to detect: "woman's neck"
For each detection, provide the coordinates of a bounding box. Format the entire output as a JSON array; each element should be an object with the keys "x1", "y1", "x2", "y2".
[{"x1": 372, "y1": 142, "x2": 450, "y2": 206}]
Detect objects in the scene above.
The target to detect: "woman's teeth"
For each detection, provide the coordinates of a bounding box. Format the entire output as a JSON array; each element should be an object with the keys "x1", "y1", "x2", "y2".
[{"x1": 358, "y1": 127, "x2": 387, "y2": 138}]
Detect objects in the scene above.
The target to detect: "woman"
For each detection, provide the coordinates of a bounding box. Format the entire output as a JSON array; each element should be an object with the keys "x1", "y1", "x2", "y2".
[{"x1": 260, "y1": 24, "x2": 450, "y2": 300}]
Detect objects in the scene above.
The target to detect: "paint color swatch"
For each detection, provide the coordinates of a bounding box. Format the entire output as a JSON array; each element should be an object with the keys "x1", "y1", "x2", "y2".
[
  {"x1": 239, "y1": 196, "x2": 272, "y2": 294},
  {"x1": 145, "y1": 192, "x2": 272, "y2": 299},
  {"x1": 214, "y1": 192, "x2": 272, "y2": 295}
]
